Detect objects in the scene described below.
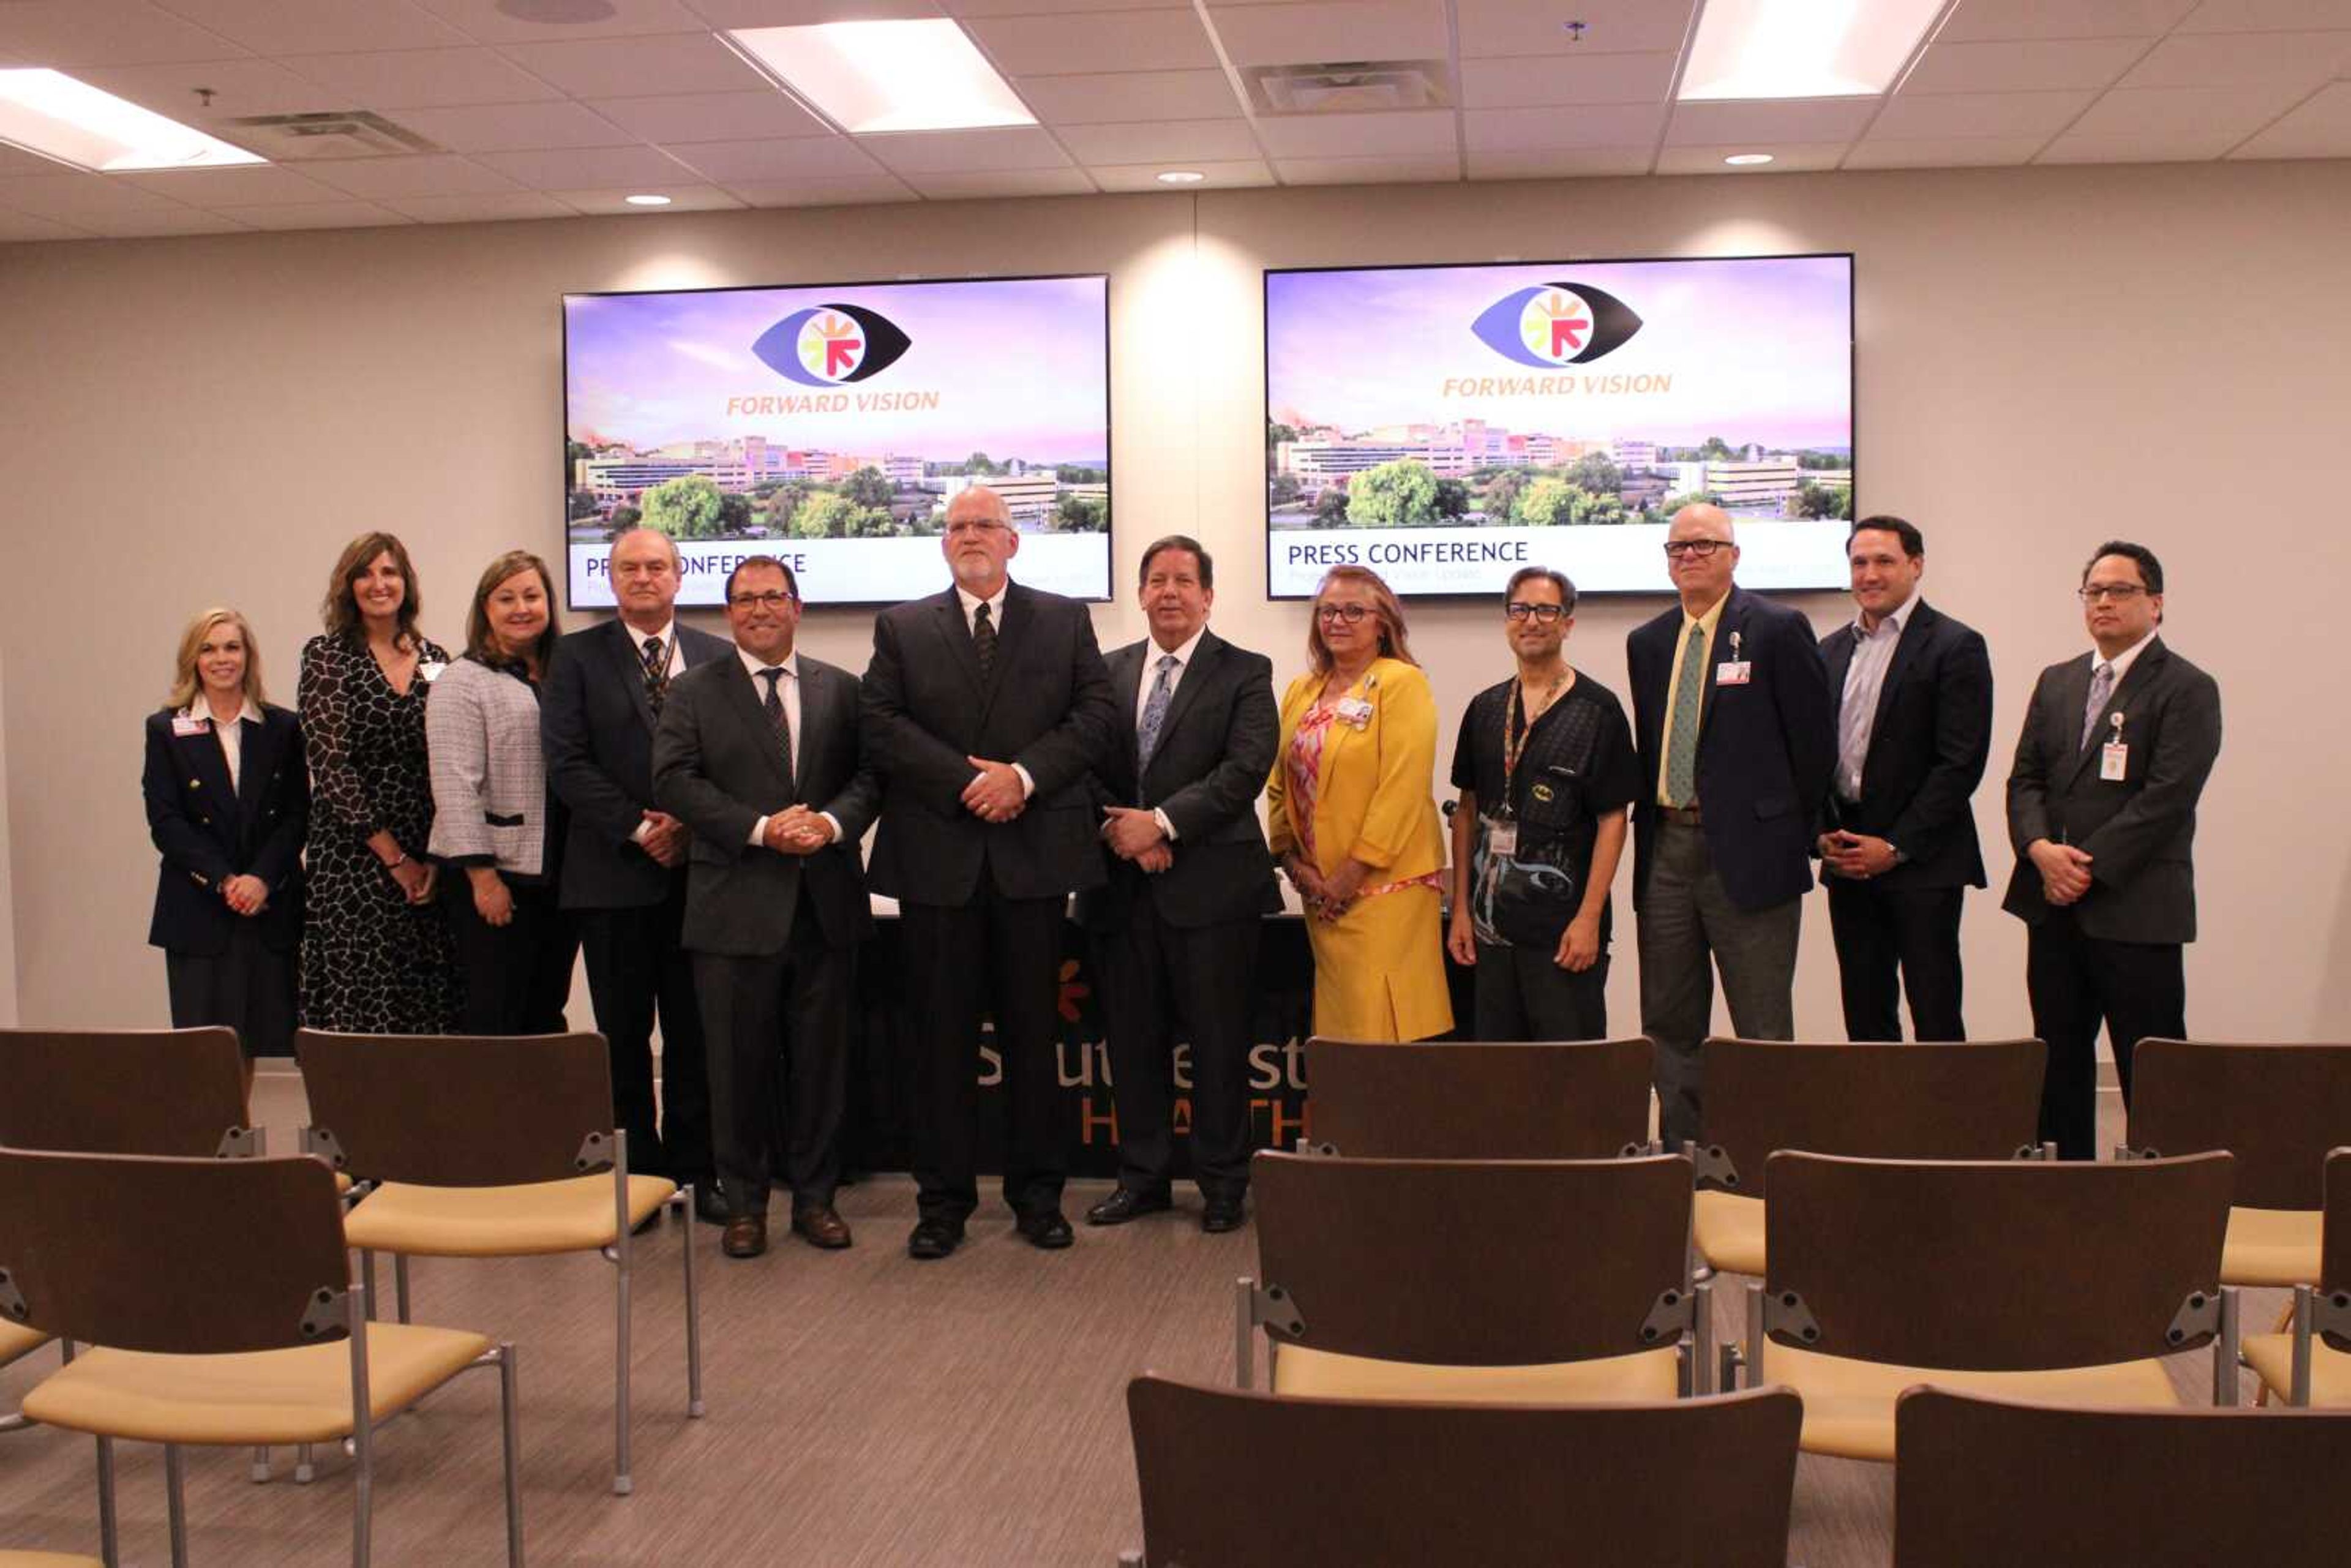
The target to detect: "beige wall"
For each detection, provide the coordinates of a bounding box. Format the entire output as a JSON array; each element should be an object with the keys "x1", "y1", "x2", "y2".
[{"x1": 2, "y1": 160, "x2": 2344, "y2": 1040}]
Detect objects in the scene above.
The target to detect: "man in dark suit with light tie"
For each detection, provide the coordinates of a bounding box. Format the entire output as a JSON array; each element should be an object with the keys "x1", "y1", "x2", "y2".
[
  {"x1": 1076, "y1": 536, "x2": 1280, "y2": 1235},
  {"x1": 1816, "y1": 516, "x2": 1993, "y2": 1043},
  {"x1": 862, "y1": 484, "x2": 1118, "y2": 1260},
  {"x1": 1627, "y1": 505, "x2": 1836, "y2": 1149},
  {"x1": 2004, "y1": 540, "x2": 2221, "y2": 1160},
  {"x1": 652, "y1": 557, "x2": 879, "y2": 1258},
  {"x1": 544, "y1": 525, "x2": 732, "y2": 1221}
]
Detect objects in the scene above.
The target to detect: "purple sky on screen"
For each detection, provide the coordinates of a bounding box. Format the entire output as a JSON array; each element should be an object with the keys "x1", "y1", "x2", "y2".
[
  {"x1": 1267, "y1": 256, "x2": 1853, "y2": 448},
  {"x1": 566, "y1": 276, "x2": 1108, "y2": 458}
]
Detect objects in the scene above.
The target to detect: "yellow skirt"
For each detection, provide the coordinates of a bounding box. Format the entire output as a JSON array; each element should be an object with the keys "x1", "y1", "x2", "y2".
[{"x1": 1304, "y1": 883, "x2": 1453, "y2": 1043}]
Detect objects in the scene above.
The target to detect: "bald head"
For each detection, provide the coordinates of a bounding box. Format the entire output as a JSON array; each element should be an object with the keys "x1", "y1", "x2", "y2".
[
  {"x1": 942, "y1": 483, "x2": 1019, "y2": 596},
  {"x1": 1664, "y1": 503, "x2": 1739, "y2": 610}
]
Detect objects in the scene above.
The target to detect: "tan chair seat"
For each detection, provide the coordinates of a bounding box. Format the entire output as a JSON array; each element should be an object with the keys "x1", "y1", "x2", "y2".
[
  {"x1": 0, "y1": 1552, "x2": 108, "y2": 1567},
  {"x1": 2219, "y1": 1206, "x2": 2322, "y2": 1288},
  {"x1": 2243, "y1": 1333, "x2": 2351, "y2": 1406},
  {"x1": 343, "y1": 1173, "x2": 673, "y2": 1256},
  {"x1": 20, "y1": 1324, "x2": 492, "y2": 1446},
  {"x1": 1764, "y1": 1344, "x2": 2183, "y2": 1461},
  {"x1": 1693, "y1": 1190, "x2": 1766, "y2": 1277},
  {"x1": 0, "y1": 1319, "x2": 52, "y2": 1371},
  {"x1": 1270, "y1": 1344, "x2": 1681, "y2": 1404}
]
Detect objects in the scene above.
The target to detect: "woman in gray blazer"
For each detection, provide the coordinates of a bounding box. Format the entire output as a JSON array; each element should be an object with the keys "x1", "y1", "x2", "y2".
[{"x1": 427, "y1": 550, "x2": 577, "y2": 1035}]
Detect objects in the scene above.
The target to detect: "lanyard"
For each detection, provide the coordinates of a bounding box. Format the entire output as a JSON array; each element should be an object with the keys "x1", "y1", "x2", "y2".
[{"x1": 1498, "y1": 671, "x2": 1565, "y2": 818}]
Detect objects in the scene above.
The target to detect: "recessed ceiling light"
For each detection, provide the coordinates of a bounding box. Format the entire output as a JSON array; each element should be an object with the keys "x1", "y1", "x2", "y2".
[
  {"x1": 0, "y1": 68, "x2": 264, "y2": 171},
  {"x1": 624, "y1": 193, "x2": 672, "y2": 206},
  {"x1": 726, "y1": 20, "x2": 1034, "y2": 134},
  {"x1": 1680, "y1": 0, "x2": 1944, "y2": 100},
  {"x1": 1156, "y1": 170, "x2": 1206, "y2": 185},
  {"x1": 1723, "y1": 152, "x2": 1775, "y2": 166}
]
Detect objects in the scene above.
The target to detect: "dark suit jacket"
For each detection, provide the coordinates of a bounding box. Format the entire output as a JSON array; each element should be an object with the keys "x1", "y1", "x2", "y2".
[
  {"x1": 861, "y1": 581, "x2": 1118, "y2": 905},
  {"x1": 542, "y1": 617, "x2": 731, "y2": 910},
  {"x1": 143, "y1": 705, "x2": 308, "y2": 954},
  {"x1": 651, "y1": 652, "x2": 880, "y2": 957},
  {"x1": 1074, "y1": 629, "x2": 1282, "y2": 932},
  {"x1": 1817, "y1": 599, "x2": 1993, "y2": 890},
  {"x1": 1627, "y1": 584, "x2": 1836, "y2": 913},
  {"x1": 2001, "y1": 636, "x2": 2221, "y2": 945}
]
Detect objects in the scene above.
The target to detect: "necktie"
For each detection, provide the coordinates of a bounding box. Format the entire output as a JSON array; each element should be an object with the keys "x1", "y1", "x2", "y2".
[
  {"x1": 759, "y1": 666, "x2": 795, "y2": 794},
  {"x1": 2081, "y1": 661, "x2": 2114, "y2": 751},
  {"x1": 641, "y1": 634, "x2": 668, "y2": 714},
  {"x1": 1136, "y1": 653, "x2": 1177, "y2": 781},
  {"x1": 1665, "y1": 620, "x2": 1708, "y2": 806},
  {"x1": 972, "y1": 601, "x2": 997, "y2": 686}
]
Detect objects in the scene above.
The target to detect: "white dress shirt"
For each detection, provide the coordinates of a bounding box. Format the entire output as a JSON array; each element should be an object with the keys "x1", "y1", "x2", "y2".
[
  {"x1": 1133, "y1": 627, "x2": 1206, "y2": 841},
  {"x1": 737, "y1": 648, "x2": 843, "y2": 849},
  {"x1": 2091, "y1": 626, "x2": 2158, "y2": 688},
  {"x1": 1834, "y1": 590, "x2": 1916, "y2": 803},
  {"x1": 954, "y1": 582, "x2": 1035, "y2": 799},
  {"x1": 182, "y1": 699, "x2": 264, "y2": 793}
]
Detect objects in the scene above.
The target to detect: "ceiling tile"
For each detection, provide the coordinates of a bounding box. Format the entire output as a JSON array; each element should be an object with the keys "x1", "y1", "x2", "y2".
[
  {"x1": 1209, "y1": 1, "x2": 1448, "y2": 68},
  {"x1": 2115, "y1": 29, "x2": 2351, "y2": 89},
  {"x1": 1665, "y1": 97, "x2": 1877, "y2": 146},
  {"x1": 1454, "y1": 0, "x2": 1697, "y2": 59},
  {"x1": 1464, "y1": 146, "x2": 1654, "y2": 178},
  {"x1": 962, "y1": 9, "x2": 1215, "y2": 75},
  {"x1": 2036, "y1": 127, "x2": 2243, "y2": 159},
  {"x1": 2229, "y1": 78, "x2": 2351, "y2": 156},
  {"x1": 75, "y1": 58, "x2": 342, "y2": 121},
  {"x1": 80, "y1": 208, "x2": 255, "y2": 236},
  {"x1": 473, "y1": 143, "x2": 695, "y2": 186},
  {"x1": 1272, "y1": 151, "x2": 1458, "y2": 184},
  {"x1": 1015, "y1": 69, "x2": 1240, "y2": 124},
  {"x1": 499, "y1": 31, "x2": 768, "y2": 97},
  {"x1": 1461, "y1": 103, "x2": 1667, "y2": 152},
  {"x1": 0, "y1": 143, "x2": 67, "y2": 176},
  {"x1": 588, "y1": 90, "x2": 828, "y2": 141},
  {"x1": 0, "y1": 210, "x2": 91, "y2": 241},
  {"x1": 684, "y1": 0, "x2": 946, "y2": 21},
  {"x1": 158, "y1": 1, "x2": 468, "y2": 54},
  {"x1": 2178, "y1": 0, "x2": 2351, "y2": 30},
  {"x1": 857, "y1": 125, "x2": 1074, "y2": 172},
  {"x1": 1459, "y1": 53, "x2": 1677, "y2": 109},
  {"x1": 301, "y1": 153, "x2": 525, "y2": 197},
  {"x1": 384, "y1": 100, "x2": 637, "y2": 153},
  {"x1": 1654, "y1": 142, "x2": 1848, "y2": 174},
  {"x1": 661, "y1": 135, "x2": 890, "y2": 180},
  {"x1": 414, "y1": 0, "x2": 711, "y2": 44},
  {"x1": 1841, "y1": 135, "x2": 2049, "y2": 167},
  {"x1": 1903, "y1": 37, "x2": 2153, "y2": 93},
  {"x1": 894, "y1": 167, "x2": 1098, "y2": 197},
  {"x1": 942, "y1": 0, "x2": 1170, "y2": 16},
  {"x1": 1938, "y1": 1, "x2": 2199, "y2": 42},
  {"x1": 380, "y1": 191, "x2": 579, "y2": 222},
  {"x1": 1056, "y1": 118, "x2": 1260, "y2": 163},
  {"x1": 287, "y1": 47, "x2": 566, "y2": 108},
  {"x1": 1253, "y1": 108, "x2": 1457, "y2": 157},
  {"x1": 2069, "y1": 82, "x2": 2311, "y2": 137},
  {"x1": 0, "y1": 172, "x2": 209, "y2": 221},
  {"x1": 0, "y1": 2, "x2": 246, "y2": 68},
  {"x1": 723, "y1": 174, "x2": 921, "y2": 207},
  {"x1": 122, "y1": 164, "x2": 348, "y2": 205},
  {"x1": 552, "y1": 182, "x2": 747, "y2": 211},
  {"x1": 1868, "y1": 89, "x2": 2096, "y2": 139},
  {"x1": 1086, "y1": 158, "x2": 1273, "y2": 189},
  {"x1": 208, "y1": 200, "x2": 410, "y2": 228}
]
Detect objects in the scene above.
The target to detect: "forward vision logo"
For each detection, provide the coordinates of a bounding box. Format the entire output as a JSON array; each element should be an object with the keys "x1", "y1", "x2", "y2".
[
  {"x1": 1471, "y1": 283, "x2": 1642, "y2": 368},
  {"x1": 752, "y1": 304, "x2": 912, "y2": 387}
]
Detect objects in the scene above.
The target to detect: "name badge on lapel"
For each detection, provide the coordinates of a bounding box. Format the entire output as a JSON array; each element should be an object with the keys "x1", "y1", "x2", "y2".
[
  {"x1": 2100, "y1": 711, "x2": 2128, "y2": 781},
  {"x1": 1715, "y1": 661, "x2": 1752, "y2": 686},
  {"x1": 171, "y1": 715, "x2": 209, "y2": 737},
  {"x1": 418, "y1": 659, "x2": 447, "y2": 683},
  {"x1": 1334, "y1": 696, "x2": 1374, "y2": 729}
]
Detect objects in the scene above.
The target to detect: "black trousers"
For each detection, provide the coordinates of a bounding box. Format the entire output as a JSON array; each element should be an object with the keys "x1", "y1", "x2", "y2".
[
  {"x1": 1092, "y1": 899, "x2": 1260, "y2": 1202},
  {"x1": 445, "y1": 876, "x2": 577, "y2": 1037},
  {"x1": 164, "y1": 921, "x2": 296, "y2": 1059},
  {"x1": 901, "y1": 885, "x2": 1067, "y2": 1225},
  {"x1": 1471, "y1": 941, "x2": 1610, "y2": 1041},
  {"x1": 579, "y1": 882, "x2": 713, "y2": 1184},
  {"x1": 1824, "y1": 877, "x2": 1967, "y2": 1042},
  {"x1": 2026, "y1": 907, "x2": 2185, "y2": 1161},
  {"x1": 691, "y1": 890, "x2": 850, "y2": 1215}
]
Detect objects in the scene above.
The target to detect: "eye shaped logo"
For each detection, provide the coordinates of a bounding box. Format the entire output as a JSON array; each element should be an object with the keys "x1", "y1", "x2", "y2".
[
  {"x1": 752, "y1": 304, "x2": 911, "y2": 387},
  {"x1": 1470, "y1": 283, "x2": 1642, "y2": 368}
]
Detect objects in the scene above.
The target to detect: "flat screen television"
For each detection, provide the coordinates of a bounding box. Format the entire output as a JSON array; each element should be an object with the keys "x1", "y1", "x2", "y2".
[
  {"x1": 563, "y1": 273, "x2": 1111, "y2": 608},
  {"x1": 1264, "y1": 254, "x2": 1854, "y2": 598}
]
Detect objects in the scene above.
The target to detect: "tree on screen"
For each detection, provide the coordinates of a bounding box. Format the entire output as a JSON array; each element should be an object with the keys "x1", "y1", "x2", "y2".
[
  {"x1": 1433, "y1": 478, "x2": 1470, "y2": 520},
  {"x1": 1311, "y1": 484, "x2": 1351, "y2": 528},
  {"x1": 1567, "y1": 454, "x2": 1624, "y2": 497},
  {"x1": 791, "y1": 491, "x2": 851, "y2": 539},
  {"x1": 965, "y1": 451, "x2": 999, "y2": 475},
  {"x1": 1482, "y1": 470, "x2": 1526, "y2": 523},
  {"x1": 1348, "y1": 459, "x2": 1439, "y2": 528},
  {"x1": 843, "y1": 467, "x2": 894, "y2": 509},
  {"x1": 1054, "y1": 495, "x2": 1106, "y2": 533},
  {"x1": 1516, "y1": 476, "x2": 1577, "y2": 527},
  {"x1": 642, "y1": 475, "x2": 725, "y2": 539}
]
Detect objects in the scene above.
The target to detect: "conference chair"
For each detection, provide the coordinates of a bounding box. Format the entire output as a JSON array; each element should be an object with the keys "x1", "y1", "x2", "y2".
[
  {"x1": 1237, "y1": 1150, "x2": 1706, "y2": 1400},
  {"x1": 0, "y1": 1147, "x2": 522, "y2": 1568},
  {"x1": 2244, "y1": 1146, "x2": 2351, "y2": 1407},
  {"x1": 1119, "y1": 1376, "x2": 1802, "y2": 1568},
  {"x1": 1894, "y1": 1386, "x2": 2351, "y2": 1567},
  {"x1": 0, "y1": 1554, "x2": 103, "y2": 1567},
  {"x1": 1300, "y1": 1035, "x2": 1653, "y2": 1158},
  {"x1": 1691, "y1": 1036, "x2": 2047, "y2": 1279},
  {"x1": 1724, "y1": 1150, "x2": 2237, "y2": 1460},
  {"x1": 293, "y1": 1029, "x2": 699, "y2": 1496},
  {"x1": 2121, "y1": 1039, "x2": 2351, "y2": 1288}
]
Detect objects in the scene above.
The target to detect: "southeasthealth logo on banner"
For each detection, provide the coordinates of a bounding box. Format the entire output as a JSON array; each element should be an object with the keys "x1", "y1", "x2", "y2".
[
  {"x1": 1470, "y1": 283, "x2": 1643, "y2": 368},
  {"x1": 752, "y1": 303, "x2": 912, "y2": 386}
]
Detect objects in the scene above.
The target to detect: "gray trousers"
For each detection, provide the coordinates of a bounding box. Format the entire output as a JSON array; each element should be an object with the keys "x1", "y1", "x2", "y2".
[{"x1": 1637, "y1": 818, "x2": 1801, "y2": 1149}]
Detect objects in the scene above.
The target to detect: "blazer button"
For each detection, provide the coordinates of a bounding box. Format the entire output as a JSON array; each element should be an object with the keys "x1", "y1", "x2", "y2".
[{"x1": 189, "y1": 778, "x2": 201, "y2": 789}]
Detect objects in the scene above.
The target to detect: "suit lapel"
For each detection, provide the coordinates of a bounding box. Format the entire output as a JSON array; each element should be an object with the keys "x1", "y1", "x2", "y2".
[
  {"x1": 931, "y1": 590, "x2": 988, "y2": 707},
  {"x1": 234, "y1": 714, "x2": 274, "y2": 827},
  {"x1": 1865, "y1": 600, "x2": 1932, "y2": 744},
  {"x1": 176, "y1": 721, "x2": 240, "y2": 839},
  {"x1": 717, "y1": 655, "x2": 796, "y2": 797},
  {"x1": 1111, "y1": 641, "x2": 1146, "y2": 778},
  {"x1": 1153, "y1": 631, "x2": 1219, "y2": 756},
  {"x1": 980, "y1": 583, "x2": 1037, "y2": 725},
  {"x1": 2053, "y1": 653, "x2": 2099, "y2": 785},
  {"x1": 607, "y1": 619, "x2": 660, "y2": 733},
  {"x1": 2066, "y1": 637, "x2": 2166, "y2": 786},
  {"x1": 1695, "y1": 590, "x2": 1740, "y2": 744}
]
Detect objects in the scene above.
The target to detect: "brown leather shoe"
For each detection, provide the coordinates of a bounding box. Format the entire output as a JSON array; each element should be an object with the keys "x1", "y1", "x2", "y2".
[
  {"x1": 791, "y1": 1205, "x2": 853, "y2": 1250},
  {"x1": 721, "y1": 1215, "x2": 767, "y2": 1259}
]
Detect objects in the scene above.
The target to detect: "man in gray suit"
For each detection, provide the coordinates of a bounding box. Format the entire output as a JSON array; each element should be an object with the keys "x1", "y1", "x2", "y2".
[
  {"x1": 2004, "y1": 540, "x2": 2221, "y2": 1160},
  {"x1": 652, "y1": 557, "x2": 879, "y2": 1258}
]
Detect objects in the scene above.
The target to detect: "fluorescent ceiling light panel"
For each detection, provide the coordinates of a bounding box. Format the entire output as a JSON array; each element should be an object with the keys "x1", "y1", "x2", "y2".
[
  {"x1": 0, "y1": 69, "x2": 264, "y2": 171},
  {"x1": 727, "y1": 21, "x2": 1033, "y2": 134},
  {"x1": 1679, "y1": 0, "x2": 1944, "y2": 101}
]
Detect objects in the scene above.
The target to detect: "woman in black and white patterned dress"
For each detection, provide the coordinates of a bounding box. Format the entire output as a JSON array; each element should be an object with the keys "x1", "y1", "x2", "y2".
[{"x1": 298, "y1": 531, "x2": 459, "y2": 1035}]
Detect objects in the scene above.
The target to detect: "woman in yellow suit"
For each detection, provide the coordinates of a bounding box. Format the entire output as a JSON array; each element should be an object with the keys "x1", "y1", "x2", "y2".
[{"x1": 1267, "y1": 565, "x2": 1453, "y2": 1043}]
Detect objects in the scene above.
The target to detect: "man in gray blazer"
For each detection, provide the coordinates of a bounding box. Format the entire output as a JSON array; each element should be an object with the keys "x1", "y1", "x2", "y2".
[
  {"x1": 652, "y1": 557, "x2": 879, "y2": 1258},
  {"x1": 2003, "y1": 540, "x2": 2221, "y2": 1160}
]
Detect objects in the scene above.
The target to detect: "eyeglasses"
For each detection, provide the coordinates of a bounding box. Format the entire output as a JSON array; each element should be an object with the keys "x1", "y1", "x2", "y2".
[
  {"x1": 1315, "y1": 603, "x2": 1370, "y2": 625},
  {"x1": 1504, "y1": 602, "x2": 1566, "y2": 623},
  {"x1": 946, "y1": 519, "x2": 1010, "y2": 536},
  {"x1": 2077, "y1": 584, "x2": 2149, "y2": 604},
  {"x1": 729, "y1": 591, "x2": 797, "y2": 610},
  {"x1": 1663, "y1": 539, "x2": 1728, "y2": 560}
]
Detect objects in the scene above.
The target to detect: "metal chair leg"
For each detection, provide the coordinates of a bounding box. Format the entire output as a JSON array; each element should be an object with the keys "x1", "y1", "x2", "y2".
[
  {"x1": 394, "y1": 1255, "x2": 413, "y2": 1325},
  {"x1": 2214, "y1": 1286, "x2": 2241, "y2": 1405},
  {"x1": 250, "y1": 1444, "x2": 271, "y2": 1483},
  {"x1": 350, "y1": 1284, "x2": 376, "y2": 1568},
  {"x1": 612, "y1": 1130, "x2": 634, "y2": 1497},
  {"x1": 359, "y1": 1249, "x2": 378, "y2": 1321},
  {"x1": 683, "y1": 1185, "x2": 705, "y2": 1419},
  {"x1": 1744, "y1": 1281, "x2": 1767, "y2": 1388},
  {"x1": 165, "y1": 1442, "x2": 190, "y2": 1568},
  {"x1": 1232, "y1": 1277, "x2": 1256, "y2": 1390},
  {"x1": 295, "y1": 1442, "x2": 317, "y2": 1483},
  {"x1": 1693, "y1": 1279, "x2": 1716, "y2": 1395},
  {"x1": 500, "y1": 1343, "x2": 525, "y2": 1567},
  {"x1": 95, "y1": 1436, "x2": 120, "y2": 1568},
  {"x1": 2291, "y1": 1284, "x2": 2315, "y2": 1407}
]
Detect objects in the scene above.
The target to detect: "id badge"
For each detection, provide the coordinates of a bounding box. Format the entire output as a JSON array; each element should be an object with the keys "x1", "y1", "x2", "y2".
[
  {"x1": 171, "y1": 715, "x2": 208, "y2": 737},
  {"x1": 1487, "y1": 821, "x2": 1519, "y2": 857},
  {"x1": 2101, "y1": 742, "x2": 2128, "y2": 782},
  {"x1": 1715, "y1": 661, "x2": 1752, "y2": 686}
]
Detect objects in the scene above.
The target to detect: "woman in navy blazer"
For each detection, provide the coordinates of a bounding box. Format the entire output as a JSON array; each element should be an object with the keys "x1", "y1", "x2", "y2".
[{"x1": 143, "y1": 607, "x2": 309, "y2": 1068}]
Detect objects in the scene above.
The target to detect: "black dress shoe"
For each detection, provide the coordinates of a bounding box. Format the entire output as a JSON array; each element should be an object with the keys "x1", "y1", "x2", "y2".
[
  {"x1": 1085, "y1": 1188, "x2": 1172, "y2": 1226},
  {"x1": 1016, "y1": 1209, "x2": 1074, "y2": 1250},
  {"x1": 691, "y1": 1184, "x2": 730, "y2": 1226},
  {"x1": 1201, "y1": 1196, "x2": 1247, "y2": 1233},
  {"x1": 907, "y1": 1218, "x2": 965, "y2": 1260}
]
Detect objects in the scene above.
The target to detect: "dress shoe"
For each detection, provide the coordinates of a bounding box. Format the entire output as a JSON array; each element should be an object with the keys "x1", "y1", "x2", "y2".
[
  {"x1": 791, "y1": 1205, "x2": 853, "y2": 1250},
  {"x1": 1084, "y1": 1188, "x2": 1172, "y2": 1226},
  {"x1": 1201, "y1": 1195, "x2": 1247, "y2": 1234},
  {"x1": 907, "y1": 1218, "x2": 965, "y2": 1260},
  {"x1": 692, "y1": 1184, "x2": 730, "y2": 1226},
  {"x1": 1016, "y1": 1209, "x2": 1074, "y2": 1250},
  {"x1": 721, "y1": 1215, "x2": 767, "y2": 1259}
]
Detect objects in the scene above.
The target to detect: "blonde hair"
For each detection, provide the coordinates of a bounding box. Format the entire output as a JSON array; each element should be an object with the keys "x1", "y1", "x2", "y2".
[
  {"x1": 1307, "y1": 565, "x2": 1415, "y2": 675},
  {"x1": 167, "y1": 607, "x2": 268, "y2": 712},
  {"x1": 463, "y1": 550, "x2": 561, "y2": 670}
]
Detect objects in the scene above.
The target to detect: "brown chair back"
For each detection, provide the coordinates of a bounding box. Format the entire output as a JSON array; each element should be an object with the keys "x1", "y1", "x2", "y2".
[
  {"x1": 1129, "y1": 1376, "x2": 1801, "y2": 1568},
  {"x1": 0, "y1": 1147, "x2": 347, "y2": 1355},
  {"x1": 295, "y1": 1029, "x2": 617, "y2": 1187},
  {"x1": 1764, "y1": 1150, "x2": 2233, "y2": 1371},
  {"x1": 2128, "y1": 1040, "x2": 2351, "y2": 1209},
  {"x1": 1251, "y1": 1150, "x2": 1692, "y2": 1365},
  {"x1": 1304, "y1": 1036, "x2": 1652, "y2": 1158},
  {"x1": 1895, "y1": 1387, "x2": 2351, "y2": 1567},
  {"x1": 0, "y1": 1027, "x2": 251, "y2": 1155},
  {"x1": 1697, "y1": 1037, "x2": 2045, "y2": 1196}
]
